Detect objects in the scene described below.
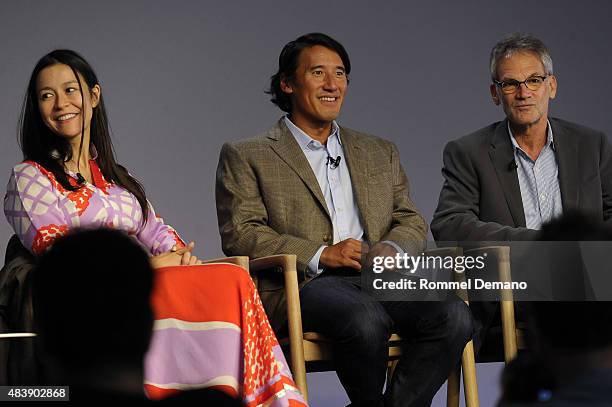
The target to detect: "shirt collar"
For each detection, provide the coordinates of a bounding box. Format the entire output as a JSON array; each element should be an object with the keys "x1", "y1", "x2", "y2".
[
  {"x1": 508, "y1": 119, "x2": 555, "y2": 153},
  {"x1": 284, "y1": 116, "x2": 341, "y2": 151}
]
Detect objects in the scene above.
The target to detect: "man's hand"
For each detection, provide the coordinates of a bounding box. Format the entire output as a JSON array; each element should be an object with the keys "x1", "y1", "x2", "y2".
[
  {"x1": 150, "y1": 241, "x2": 202, "y2": 268},
  {"x1": 320, "y1": 238, "x2": 365, "y2": 270}
]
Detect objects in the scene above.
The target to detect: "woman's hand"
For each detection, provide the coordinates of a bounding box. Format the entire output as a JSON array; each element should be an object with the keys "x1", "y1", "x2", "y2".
[
  {"x1": 150, "y1": 242, "x2": 203, "y2": 268},
  {"x1": 173, "y1": 242, "x2": 203, "y2": 265}
]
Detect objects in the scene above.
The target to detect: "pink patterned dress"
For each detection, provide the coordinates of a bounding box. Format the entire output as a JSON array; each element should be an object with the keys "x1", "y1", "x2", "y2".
[{"x1": 4, "y1": 160, "x2": 307, "y2": 407}]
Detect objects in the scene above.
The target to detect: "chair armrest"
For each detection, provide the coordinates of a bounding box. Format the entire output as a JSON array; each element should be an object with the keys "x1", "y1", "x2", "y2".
[
  {"x1": 424, "y1": 246, "x2": 463, "y2": 257},
  {"x1": 425, "y1": 247, "x2": 470, "y2": 302},
  {"x1": 464, "y1": 246, "x2": 511, "y2": 285},
  {"x1": 464, "y1": 246, "x2": 509, "y2": 257},
  {"x1": 249, "y1": 254, "x2": 296, "y2": 273},
  {"x1": 201, "y1": 256, "x2": 249, "y2": 270}
]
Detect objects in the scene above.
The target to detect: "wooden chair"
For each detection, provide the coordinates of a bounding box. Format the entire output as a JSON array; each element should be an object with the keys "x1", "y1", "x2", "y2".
[
  {"x1": 445, "y1": 246, "x2": 527, "y2": 407},
  {"x1": 249, "y1": 250, "x2": 480, "y2": 407},
  {"x1": 463, "y1": 246, "x2": 524, "y2": 363}
]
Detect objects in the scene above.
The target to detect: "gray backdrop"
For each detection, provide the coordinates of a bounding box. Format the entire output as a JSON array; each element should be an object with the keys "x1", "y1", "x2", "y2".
[{"x1": 1, "y1": 1, "x2": 611, "y2": 406}]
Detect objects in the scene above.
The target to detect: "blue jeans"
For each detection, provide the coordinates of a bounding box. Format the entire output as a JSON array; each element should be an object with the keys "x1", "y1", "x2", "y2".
[{"x1": 300, "y1": 272, "x2": 474, "y2": 407}]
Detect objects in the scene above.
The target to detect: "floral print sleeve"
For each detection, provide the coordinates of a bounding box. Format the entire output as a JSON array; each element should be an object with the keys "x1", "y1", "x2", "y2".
[
  {"x1": 136, "y1": 202, "x2": 185, "y2": 255},
  {"x1": 4, "y1": 162, "x2": 73, "y2": 254},
  {"x1": 4, "y1": 160, "x2": 185, "y2": 256}
]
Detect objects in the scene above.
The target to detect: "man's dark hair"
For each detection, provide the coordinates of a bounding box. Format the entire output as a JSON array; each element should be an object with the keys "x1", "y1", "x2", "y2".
[
  {"x1": 267, "y1": 32, "x2": 351, "y2": 113},
  {"x1": 33, "y1": 228, "x2": 154, "y2": 369}
]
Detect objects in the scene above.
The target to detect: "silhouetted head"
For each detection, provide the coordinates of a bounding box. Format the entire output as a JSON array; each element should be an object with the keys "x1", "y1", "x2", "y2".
[
  {"x1": 33, "y1": 228, "x2": 154, "y2": 371},
  {"x1": 533, "y1": 211, "x2": 612, "y2": 350}
]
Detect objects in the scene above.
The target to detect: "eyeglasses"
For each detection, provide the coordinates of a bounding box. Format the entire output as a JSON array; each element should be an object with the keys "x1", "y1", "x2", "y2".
[{"x1": 493, "y1": 75, "x2": 549, "y2": 94}]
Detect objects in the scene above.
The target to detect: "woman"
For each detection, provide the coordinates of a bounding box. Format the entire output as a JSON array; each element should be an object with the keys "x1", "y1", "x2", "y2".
[{"x1": 3, "y1": 49, "x2": 306, "y2": 406}]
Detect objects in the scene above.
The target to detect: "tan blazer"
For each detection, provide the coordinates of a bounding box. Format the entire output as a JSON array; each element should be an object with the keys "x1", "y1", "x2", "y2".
[{"x1": 216, "y1": 118, "x2": 427, "y2": 331}]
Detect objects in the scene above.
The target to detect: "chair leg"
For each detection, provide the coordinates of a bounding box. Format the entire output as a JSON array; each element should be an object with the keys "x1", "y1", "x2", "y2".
[
  {"x1": 447, "y1": 340, "x2": 480, "y2": 407},
  {"x1": 280, "y1": 255, "x2": 309, "y2": 401},
  {"x1": 387, "y1": 359, "x2": 399, "y2": 386},
  {"x1": 497, "y1": 247, "x2": 518, "y2": 363},
  {"x1": 446, "y1": 365, "x2": 460, "y2": 407},
  {"x1": 291, "y1": 353, "x2": 308, "y2": 402},
  {"x1": 500, "y1": 300, "x2": 518, "y2": 363},
  {"x1": 461, "y1": 340, "x2": 479, "y2": 407}
]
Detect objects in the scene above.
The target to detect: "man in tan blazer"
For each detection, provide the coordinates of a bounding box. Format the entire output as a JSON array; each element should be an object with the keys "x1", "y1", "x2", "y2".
[{"x1": 216, "y1": 33, "x2": 473, "y2": 407}]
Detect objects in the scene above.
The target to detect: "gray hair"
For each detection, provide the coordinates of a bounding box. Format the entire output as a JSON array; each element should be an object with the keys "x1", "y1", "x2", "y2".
[{"x1": 489, "y1": 33, "x2": 554, "y2": 80}]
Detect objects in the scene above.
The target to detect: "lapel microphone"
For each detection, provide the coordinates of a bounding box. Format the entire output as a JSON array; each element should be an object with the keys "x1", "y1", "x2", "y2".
[
  {"x1": 508, "y1": 160, "x2": 518, "y2": 171},
  {"x1": 76, "y1": 173, "x2": 86, "y2": 184},
  {"x1": 327, "y1": 155, "x2": 341, "y2": 169}
]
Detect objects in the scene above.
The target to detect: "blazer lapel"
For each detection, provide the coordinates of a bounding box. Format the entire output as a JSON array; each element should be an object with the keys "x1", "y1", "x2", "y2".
[
  {"x1": 268, "y1": 119, "x2": 330, "y2": 218},
  {"x1": 489, "y1": 120, "x2": 527, "y2": 227},
  {"x1": 551, "y1": 119, "x2": 579, "y2": 210},
  {"x1": 340, "y1": 127, "x2": 371, "y2": 236}
]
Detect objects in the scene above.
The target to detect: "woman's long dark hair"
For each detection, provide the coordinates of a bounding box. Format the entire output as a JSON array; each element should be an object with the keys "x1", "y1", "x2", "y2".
[{"x1": 19, "y1": 49, "x2": 148, "y2": 224}]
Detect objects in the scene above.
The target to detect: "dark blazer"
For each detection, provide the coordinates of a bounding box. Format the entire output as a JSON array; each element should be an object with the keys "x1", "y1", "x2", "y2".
[
  {"x1": 216, "y1": 119, "x2": 427, "y2": 331},
  {"x1": 431, "y1": 118, "x2": 612, "y2": 241},
  {"x1": 431, "y1": 117, "x2": 612, "y2": 358}
]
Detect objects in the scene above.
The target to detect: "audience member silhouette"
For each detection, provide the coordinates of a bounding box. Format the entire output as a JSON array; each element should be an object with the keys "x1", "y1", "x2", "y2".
[
  {"x1": 33, "y1": 228, "x2": 242, "y2": 405},
  {"x1": 499, "y1": 212, "x2": 612, "y2": 406}
]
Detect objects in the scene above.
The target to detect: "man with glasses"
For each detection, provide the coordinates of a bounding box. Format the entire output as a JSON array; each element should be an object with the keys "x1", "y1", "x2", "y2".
[
  {"x1": 432, "y1": 33, "x2": 612, "y2": 240},
  {"x1": 431, "y1": 33, "x2": 612, "y2": 354}
]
